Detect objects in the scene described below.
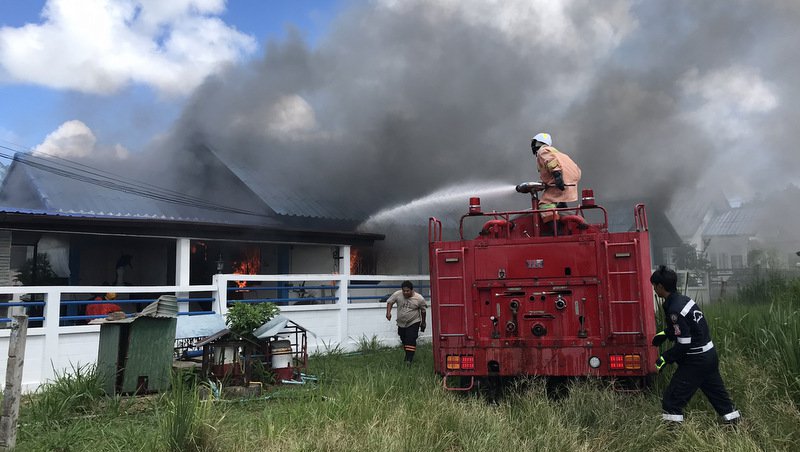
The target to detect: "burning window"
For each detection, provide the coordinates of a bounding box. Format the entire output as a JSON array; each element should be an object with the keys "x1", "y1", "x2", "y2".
[
  {"x1": 232, "y1": 247, "x2": 261, "y2": 288},
  {"x1": 350, "y1": 247, "x2": 377, "y2": 275}
]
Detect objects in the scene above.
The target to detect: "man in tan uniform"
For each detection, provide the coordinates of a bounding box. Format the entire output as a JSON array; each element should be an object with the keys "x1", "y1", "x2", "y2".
[
  {"x1": 531, "y1": 132, "x2": 582, "y2": 223},
  {"x1": 385, "y1": 280, "x2": 427, "y2": 366}
]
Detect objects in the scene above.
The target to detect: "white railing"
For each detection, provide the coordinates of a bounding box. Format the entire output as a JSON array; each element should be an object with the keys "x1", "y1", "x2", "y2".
[{"x1": 0, "y1": 273, "x2": 429, "y2": 392}]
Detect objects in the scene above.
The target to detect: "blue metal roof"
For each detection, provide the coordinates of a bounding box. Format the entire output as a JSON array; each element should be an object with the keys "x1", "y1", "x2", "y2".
[{"x1": 0, "y1": 157, "x2": 281, "y2": 227}]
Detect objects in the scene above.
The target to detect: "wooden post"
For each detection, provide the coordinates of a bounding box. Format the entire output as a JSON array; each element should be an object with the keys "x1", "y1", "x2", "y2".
[{"x1": 0, "y1": 314, "x2": 29, "y2": 452}]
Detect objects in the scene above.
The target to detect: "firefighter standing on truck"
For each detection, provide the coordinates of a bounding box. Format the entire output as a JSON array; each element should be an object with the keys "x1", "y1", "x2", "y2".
[
  {"x1": 650, "y1": 265, "x2": 741, "y2": 425},
  {"x1": 530, "y1": 132, "x2": 582, "y2": 223},
  {"x1": 385, "y1": 280, "x2": 427, "y2": 366}
]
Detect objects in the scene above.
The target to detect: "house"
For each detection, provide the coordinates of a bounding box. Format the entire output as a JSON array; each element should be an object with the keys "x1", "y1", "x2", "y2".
[
  {"x1": 603, "y1": 199, "x2": 683, "y2": 267},
  {"x1": 667, "y1": 189, "x2": 730, "y2": 250},
  {"x1": 0, "y1": 149, "x2": 384, "y2": 298},
  {"x1": 701, "y1": 185, "x2": 800, "y2": 270},
  {"x1": 701, "y1": 206, "x2": 761, "y2": 270}
]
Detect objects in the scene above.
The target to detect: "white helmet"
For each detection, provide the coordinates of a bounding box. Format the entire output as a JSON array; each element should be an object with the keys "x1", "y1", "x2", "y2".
[{"x1": 532, "y1": 132, "x2": 552, "y2": 146}]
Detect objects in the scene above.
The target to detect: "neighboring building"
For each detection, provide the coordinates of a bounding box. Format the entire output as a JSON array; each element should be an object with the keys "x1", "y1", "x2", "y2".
[
  {"x1": 603, "y1": 200, "x2": 683, "y2": 267},
  {"x1": 701, "y1": 206, "x2": 761, "y2": 270},
  {"x1": 667, "y1": 189, "x2": 730, "y2": 250}
]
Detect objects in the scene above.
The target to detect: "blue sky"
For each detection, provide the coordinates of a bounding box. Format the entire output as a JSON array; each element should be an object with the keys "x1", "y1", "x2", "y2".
[
  {"x1": 0, "y1": 0, "x2": 342, "y2": 163},
  {"x1": 1, "y1": 0, "x2": 797, "y2": 205}
]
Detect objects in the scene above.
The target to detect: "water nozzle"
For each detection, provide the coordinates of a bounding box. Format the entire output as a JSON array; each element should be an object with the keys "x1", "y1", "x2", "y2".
[{"x1": 516, "y1": 181, "x2": 545, "y2": 193}]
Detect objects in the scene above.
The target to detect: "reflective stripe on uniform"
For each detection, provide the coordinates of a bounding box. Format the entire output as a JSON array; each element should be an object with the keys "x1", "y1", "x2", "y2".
[
  {"x1": 723, "y1": 410, "x2": 741, "y2": 421},
  {"x1": 680, "y1": 300, "x2": 696, "y2": 317},
  {"x1": 662, "y1": 413, "x2": 684, "y2": 422},
  {"x1": 686, "y1": 341, "x2": 714, "y2": 354},
  {"x1": 677, "y1": 337, "x2": 692, "y2": 344}
]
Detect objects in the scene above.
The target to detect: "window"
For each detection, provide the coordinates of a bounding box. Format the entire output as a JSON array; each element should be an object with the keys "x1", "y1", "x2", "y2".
[
  {"x1": 662, "y1": 247, "x2": 677, "y2": 267},
  {"x1": 731, "y1": 255, "x2": 743, "y2": 269}
]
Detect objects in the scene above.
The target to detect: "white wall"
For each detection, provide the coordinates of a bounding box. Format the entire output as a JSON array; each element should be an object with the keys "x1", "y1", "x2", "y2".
[{"x1": 0, "y1": 273, "x2": 430, "y2": 392}]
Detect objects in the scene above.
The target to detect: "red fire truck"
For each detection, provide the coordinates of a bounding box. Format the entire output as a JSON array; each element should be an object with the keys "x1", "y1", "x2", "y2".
[{"x1": 428, "y1": 182, "x2": 658, "y2": 391}]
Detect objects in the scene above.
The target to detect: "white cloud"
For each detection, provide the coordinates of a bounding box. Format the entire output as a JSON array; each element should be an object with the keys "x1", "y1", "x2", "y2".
[
  {"x1": 33, "y1": 120, "x2": 97, "y2": 157},
  {"x1": 229, "y1": 94, "x2": 323, "y2": 142},
  {"x1": 265, "y1": 95, "x2": 318, "y2": 139},
  {"x1": 32, "y1": 119, "x2": 129, "y2": 159},
  {"x1": 0, "y1": 0, "x2": 256, "y2": 96}
]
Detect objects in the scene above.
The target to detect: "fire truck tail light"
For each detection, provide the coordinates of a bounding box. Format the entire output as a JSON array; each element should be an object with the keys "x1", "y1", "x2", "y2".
[
  {"x1": 609, "y1": 354, "x2": 624, "y2": 370},
  {"x1": 446, "y1": 355, "x2": 460, "y2": 370},
  {"x1": 446, "y1": 355, "x2": 475, "y2": 370},
  {"x1": 610, "y1": 354, "x2": 641, "y2": 370},
  {"x1": 624, "y1": 354, "x2": 641, "y2": 370},
  {"x1": 461, "y1": 355, "x2": 475, "y2": 370}
]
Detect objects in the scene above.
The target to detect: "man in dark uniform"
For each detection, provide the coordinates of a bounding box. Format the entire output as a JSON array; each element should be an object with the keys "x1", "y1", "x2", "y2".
[{"x1": 650, "y1": 265, "x2": 741, "y2": 425}]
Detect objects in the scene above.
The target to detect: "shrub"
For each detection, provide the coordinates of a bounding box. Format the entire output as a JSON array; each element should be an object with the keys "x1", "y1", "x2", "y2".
[{"x1": 225, "y1": 302, "x2": 279, "y2": 336}]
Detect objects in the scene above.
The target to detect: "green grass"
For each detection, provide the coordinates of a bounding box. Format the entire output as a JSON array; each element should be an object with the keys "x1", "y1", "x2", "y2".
[
  {"x1": 155, "y1": 372, "x2": 223, "y2": 452},
  {"x1": 709, "y1": 271, "x2": 800, "y2": 403},
  {"x1": 14, "y1": 275, "x2": 800, "y2": 451}
]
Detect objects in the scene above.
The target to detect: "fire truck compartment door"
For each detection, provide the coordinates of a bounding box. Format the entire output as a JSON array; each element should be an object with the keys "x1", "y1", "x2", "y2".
[{"x1": 473, "y1": 241, "x2": 597, "y2": 279}]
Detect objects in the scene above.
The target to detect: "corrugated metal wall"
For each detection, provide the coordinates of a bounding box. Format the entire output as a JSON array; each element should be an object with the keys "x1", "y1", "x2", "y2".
[{"x1": 0, "y1": 230, "x2": 11, "y2": 286}]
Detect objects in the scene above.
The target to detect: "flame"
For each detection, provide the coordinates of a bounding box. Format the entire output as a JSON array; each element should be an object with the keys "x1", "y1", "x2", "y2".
[
  {"x1": 350, "y1": 248, "x2": 361, "y2": 275},
  {"x1": 233, "y1": 248, "x2": 260, "y2": 288}
]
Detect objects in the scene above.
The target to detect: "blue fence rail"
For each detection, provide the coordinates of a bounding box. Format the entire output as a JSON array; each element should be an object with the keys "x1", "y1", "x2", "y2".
[
  {"x1": 224, "y1": 282, "x2": 431, "y2": 305},
  {"x1": 0, "y1": 277, "x2": 431, "y2": 326}
]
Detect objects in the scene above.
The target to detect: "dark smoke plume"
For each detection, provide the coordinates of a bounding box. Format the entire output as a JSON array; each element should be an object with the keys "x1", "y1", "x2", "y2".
[{"x1": 151, "y1": 0, "x2": 799, "y2": 229}]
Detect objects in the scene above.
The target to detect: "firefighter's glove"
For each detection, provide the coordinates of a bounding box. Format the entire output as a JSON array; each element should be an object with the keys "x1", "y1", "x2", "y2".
[
  {"x1": 655, "y1": 355, "x2": 667, "y2": 371},
  {"x1": 553, "y1": 170, "x2": 566, "y2": 191},
  {"x1": 420, "y1": 320, "x2": 426, "y2": 333},
  {"x1": 651, "y1": 331, "x2": 667, "y2": 347}
]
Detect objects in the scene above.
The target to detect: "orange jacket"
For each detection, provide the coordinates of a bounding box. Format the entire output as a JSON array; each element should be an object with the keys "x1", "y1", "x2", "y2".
[
  {"x1": 536, "y1": 145, "x2": 582, "y2": 203},
  {"x1": 86, "y1": 300, "x2": 122, "y2": 317}
]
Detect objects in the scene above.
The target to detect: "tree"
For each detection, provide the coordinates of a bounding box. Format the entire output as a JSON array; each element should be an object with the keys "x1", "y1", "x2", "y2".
[
  {"x1": 673, "y1": 243, "x2": 711, "y2": 272},
  {"x1": 14, "y1": 253, "x2": 60, "y2": 285}
]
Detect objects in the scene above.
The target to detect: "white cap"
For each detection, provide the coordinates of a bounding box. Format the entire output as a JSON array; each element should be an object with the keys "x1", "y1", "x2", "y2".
[{"x1": 532, "y1": 132, "x2": 552, "y2": 146}]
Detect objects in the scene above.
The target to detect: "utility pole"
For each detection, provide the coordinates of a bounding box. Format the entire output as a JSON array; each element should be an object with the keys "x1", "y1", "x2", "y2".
[{"x1": 0, "y1": 313, "x2": 28, "y2": 451}]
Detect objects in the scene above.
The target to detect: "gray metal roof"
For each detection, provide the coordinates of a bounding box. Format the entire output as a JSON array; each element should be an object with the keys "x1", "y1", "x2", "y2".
[
  {"x1": 0, "y1": 151, "x2": 377, "y2": 228},
  {"x1": 702, "y1": 207, "x2": 761, "y2": 237},
  {"x1": 0, "y1": 159, "x2": 276, "y2": 226},
  {"x1": 667, "y1": 190, "x2": 730, "y2": 239},
  {"x1": 216, "y1": 152, "x2": 371, "y2": 221},
  {"x1": 0, "y1": 153, "x2": 385, "y2": 244}
]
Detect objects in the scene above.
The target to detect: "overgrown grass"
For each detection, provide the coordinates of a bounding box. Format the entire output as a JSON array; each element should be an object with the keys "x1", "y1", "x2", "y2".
[
  {"x1": 710, "y1": 271, "x2": 800, "y2": 403},
  {"x1": 355, "y1": 334, "x2": 386, "y2": 353},
  {"x1": 23, "y1": 363, "x2": 105, "y2": 426},
  {"x1": 154, "y1": 372, "x2": 223, "y2": 452},
  {"x1": 14, "y1": 275, "x2": 800, "y2": 451}
]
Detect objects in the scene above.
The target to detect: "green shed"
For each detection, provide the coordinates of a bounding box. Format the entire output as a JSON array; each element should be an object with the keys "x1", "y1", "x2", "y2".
[{"x1": 97, "y1": 295, "x2": 178, "y2": 394}]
